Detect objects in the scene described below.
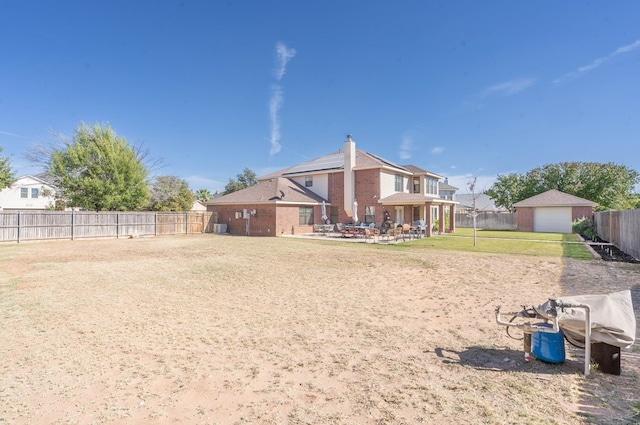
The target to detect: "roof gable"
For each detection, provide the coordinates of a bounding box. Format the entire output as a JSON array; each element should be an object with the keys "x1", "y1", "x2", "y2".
[
  {"x1": 513, "y1": 189, "x2": 597, "y2": 207},
  {"x1": 208, "y1": 177, "x2": 327, "y2": 205}
]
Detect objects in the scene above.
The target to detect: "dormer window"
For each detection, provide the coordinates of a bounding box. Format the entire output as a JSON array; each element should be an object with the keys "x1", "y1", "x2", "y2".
[{"x1": 305, "y1": 176, "x2": 313, "y2": 187}]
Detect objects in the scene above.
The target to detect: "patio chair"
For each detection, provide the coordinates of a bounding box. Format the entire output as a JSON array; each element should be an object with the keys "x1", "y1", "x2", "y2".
[{"x1": 402, "y1": 223, "x2": 411, "y2": 240}]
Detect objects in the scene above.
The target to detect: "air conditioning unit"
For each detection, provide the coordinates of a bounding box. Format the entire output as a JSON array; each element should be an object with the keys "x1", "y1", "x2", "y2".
[{"x1": 212, "y1": 224, "x2": 228, "y2": 234}]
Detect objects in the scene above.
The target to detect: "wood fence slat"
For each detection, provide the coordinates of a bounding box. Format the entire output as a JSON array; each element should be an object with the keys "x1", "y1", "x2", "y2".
[{"x1": 0, "y1": 211, "x2": 210, "y2": 243}]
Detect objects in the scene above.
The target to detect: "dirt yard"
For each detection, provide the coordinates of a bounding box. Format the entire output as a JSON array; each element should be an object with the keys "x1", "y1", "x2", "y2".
[{"x1": 1, "y1": 234, "x2": 638, "y2": 424}]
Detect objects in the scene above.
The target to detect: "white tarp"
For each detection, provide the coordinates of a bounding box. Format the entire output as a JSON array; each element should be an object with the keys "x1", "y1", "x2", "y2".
[{"x1": 538, "y1": 290, "x2": 636, "y2": 348}]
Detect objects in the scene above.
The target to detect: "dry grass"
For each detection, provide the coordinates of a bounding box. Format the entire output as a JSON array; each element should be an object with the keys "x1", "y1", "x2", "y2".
[{"x1": 0, "y1": 234, "x2": 638, "y2": 424}]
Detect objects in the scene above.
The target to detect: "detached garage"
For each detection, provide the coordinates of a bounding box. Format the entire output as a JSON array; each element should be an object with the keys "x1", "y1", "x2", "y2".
[{"x1": 514, "y1": 189, "x2": 597, "y2": 233}]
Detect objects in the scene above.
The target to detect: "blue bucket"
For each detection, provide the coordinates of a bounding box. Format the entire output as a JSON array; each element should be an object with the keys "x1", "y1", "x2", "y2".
[{"x1": 531, "y1": 323, "x2": 565, "y2": 363}]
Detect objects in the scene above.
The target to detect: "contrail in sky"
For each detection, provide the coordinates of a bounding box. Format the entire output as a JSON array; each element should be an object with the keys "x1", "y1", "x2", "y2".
[
  {"x1": 274, "y1": 42, "x2": 296, "y2": 81},
  {"x1": 269, "y1": 42, "x2": 296, "y2": 155},
  {"x1": 554, "y1": 39, "x2": 640, "y2": 83},
  {"x1": 269, "y1": 84, "x2": 283, "y2": 155}
]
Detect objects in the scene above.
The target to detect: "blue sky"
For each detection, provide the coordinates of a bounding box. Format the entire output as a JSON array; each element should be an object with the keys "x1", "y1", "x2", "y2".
[{"x1": 2, "y1": 1, "x2": 639, "y2": 194}]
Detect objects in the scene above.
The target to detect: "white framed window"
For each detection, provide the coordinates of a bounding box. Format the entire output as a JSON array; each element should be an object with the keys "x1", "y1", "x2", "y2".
[
  {"x1": 394, "y1": 206, "x2": 404, "y2": 224},
  {"x1": 31, "y1": 188, "x2": 39, "y2": 198},
  {"x1": 364, "y1": 206, "x2": 375, "y2": 223},
  {"x1": 394, "y1": 174, "x2": 403, "y2": 192},
  {"x1": 299, "y1": 206, "x2": 313, "y2": 225},
  {"x1": 426, "y1": 177, "x2": 438, "y2": 195},
  {"x1": 20, "y1": 188, "x2": 28, "y2": 198},
  {"x1": 305, "y1": 176, "x2": 313, "y2": 187}
]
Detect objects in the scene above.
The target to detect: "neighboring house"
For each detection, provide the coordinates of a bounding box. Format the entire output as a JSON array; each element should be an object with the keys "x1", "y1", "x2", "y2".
[
  {"x1": 455, "y1": 193, "x2": 508, "y2": 213},
  {"x1": 0, "y1": 174, "x2": 57, "y2": 210},
  {"x1": 191, "y1": 200, "x2": 207, "y2": 212},
  {"x1": 206, "y1": 135, "x2": 457, "y2": 236},
  {"x1": 513, "y1": 189, "x2": 597, "y2": 233},
  {"x1": 438, "y1": 178, "x2": 458, "y2": 201}
]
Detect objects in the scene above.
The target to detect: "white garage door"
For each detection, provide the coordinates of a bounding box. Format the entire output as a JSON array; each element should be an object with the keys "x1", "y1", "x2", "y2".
[{"x1": 534, "y1": 207, "x2": 572, "y2": 233}]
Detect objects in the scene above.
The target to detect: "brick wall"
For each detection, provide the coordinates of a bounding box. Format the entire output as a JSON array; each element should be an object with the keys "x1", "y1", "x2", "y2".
[
  {"x1": 355, "y1": 169, "x2": 381, "y2": 224},
  {"x1": 572, "y1": 206, "x2": 594, "y2": 221},
  {"x1": 208, "y1": 204, "x2": 279, "y2": 236},
  {"x1": 516, "y1": 207, "x2": 534, "y2": 232}
]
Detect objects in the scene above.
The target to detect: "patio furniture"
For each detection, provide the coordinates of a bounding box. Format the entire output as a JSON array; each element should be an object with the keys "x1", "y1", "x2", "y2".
[
  {"x1": 402, "y1": 223, "x2": 411, "y2": 240},
  {"x1": 412, "y1": 220, "x2": 426, "y2": 238}
]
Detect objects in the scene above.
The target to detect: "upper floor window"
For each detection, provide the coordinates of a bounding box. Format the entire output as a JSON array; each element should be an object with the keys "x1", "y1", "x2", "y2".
[
  {"x1": 426, "y1": 177, "x2": 438, "y2": 195},
  {"x1": 394, "y1": 174, "x2": 403, "y2": 192},
  {"x1": 31, "y1": 188, "x2": 39, "y2": 198},
  {"x1": 305, "y1": 176, "x2": 313, "y2": 187},
  {"x1": 413, "y1": 177, "x2": 420, "y2": 193},
  {"x1": 20, "y1": 188, "x2": 28, "y2": 198}
]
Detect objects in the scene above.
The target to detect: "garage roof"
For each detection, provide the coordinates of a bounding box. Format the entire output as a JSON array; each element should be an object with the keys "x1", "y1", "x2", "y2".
[{"x1": 513, "y1": 189, "x2": 598, "y2": 207}]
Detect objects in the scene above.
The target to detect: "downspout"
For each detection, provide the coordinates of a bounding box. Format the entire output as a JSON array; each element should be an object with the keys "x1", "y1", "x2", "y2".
[{"x1": 343, "y1": 134, "x2": 356, "y2": 218}]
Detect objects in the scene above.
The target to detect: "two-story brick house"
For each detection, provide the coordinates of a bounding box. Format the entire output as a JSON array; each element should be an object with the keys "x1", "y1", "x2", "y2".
[{"x1": 206, "y1": 135, "x2": 456, "y2": 236}]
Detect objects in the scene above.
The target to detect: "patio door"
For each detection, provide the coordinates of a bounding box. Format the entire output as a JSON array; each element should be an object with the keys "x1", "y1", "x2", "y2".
[{"x1": 394, "y1": 206, "x2": 404, "y2": 225}]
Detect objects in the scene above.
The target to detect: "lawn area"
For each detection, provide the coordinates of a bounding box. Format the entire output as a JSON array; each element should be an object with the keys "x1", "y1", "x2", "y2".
[
  {"x1": 396, "y1": 228, "x2": 593, "y2": 259},
  {"x1": 1, "y1": 234, "x2": 638, "y2": 424}
]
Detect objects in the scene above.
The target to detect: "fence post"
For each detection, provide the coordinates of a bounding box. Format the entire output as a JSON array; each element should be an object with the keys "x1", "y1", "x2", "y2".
[
  {"x1": 17, "y1": 211, "x2": 21, "y2": 243},
  {"x1": 155, "y1": 212, "x2": 158, "y2": 236},
  {"x1": 186, "y1": 212, "x2": 189, "y2": 234},
  {"x1": 71, "y1": 211, "x2": 75, "y2": 240}
]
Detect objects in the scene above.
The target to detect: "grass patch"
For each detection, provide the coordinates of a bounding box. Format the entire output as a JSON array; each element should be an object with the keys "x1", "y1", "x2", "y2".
[{"x1": 393, "y1": 229, "x2": 592, "y2": 259}]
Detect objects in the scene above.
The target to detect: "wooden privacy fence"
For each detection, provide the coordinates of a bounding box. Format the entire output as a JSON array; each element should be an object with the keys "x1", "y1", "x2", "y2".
[
  {"x1": 455, "y1": 212, "x2": 516, "y2": 230},
  {"x1": 0, "y1": 211, "x2": 216, "y2": 243},
  {"x1": 594, "y1": 208, "x2": 640, "y2": 260}
]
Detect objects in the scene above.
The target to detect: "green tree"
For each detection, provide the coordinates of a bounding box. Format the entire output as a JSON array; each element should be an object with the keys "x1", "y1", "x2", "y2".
[
  {"x1": 48, "y1": 122, "x2": 151, "y2": 211},
  {"x1": 148, "y1": 176, "x2": 195, "y2": 211},
  {"x1": 485, "y1": 173, "x2": 525, "y2": 212},
  {"x1": 224, "y1": 167, "x2": 258, "y2": 195},
  {"x1": 194, "y1": 188, "x2": 213, "y2": 202},
  {"x1": 487, "y1": 162, "x2": 640, "y2": 211},
  {"x1": 0, "y1": 146, "x2": 15, "y2": 189}
]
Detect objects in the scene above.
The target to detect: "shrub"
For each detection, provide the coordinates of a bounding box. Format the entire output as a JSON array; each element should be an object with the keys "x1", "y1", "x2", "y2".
[{"x1": 572, "y1": 217, "x2": 595, "y2": 240}]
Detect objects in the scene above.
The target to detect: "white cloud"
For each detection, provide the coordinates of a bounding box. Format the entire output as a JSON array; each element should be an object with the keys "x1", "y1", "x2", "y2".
[
  {"x1": 273, "y1": 42, "x2": 296, "y2": 80},
  {"x1": 268, "y1": 84, "x2": 283, "y2": 155},
  {"x1": 480, "y1": 77, "x2": 537, "y2": 98},
  {"x1": 431, "y1": 146, "x2": 444, "y2": 155},
  {"x1": 398, "y1": 134, "x2": 413, "y2": 160},
  {"x1": 554, "y1": 39, "x2": 640, "y2": 83}
]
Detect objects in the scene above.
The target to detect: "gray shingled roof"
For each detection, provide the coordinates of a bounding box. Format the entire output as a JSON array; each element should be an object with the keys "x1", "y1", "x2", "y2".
[
  {"x1": 513, "y1": 189, "x2": 597, "y2": 207},
  {"x1": 379, "y1": 192, "x2": 452, "y2": 204},
  {"x1": 259, "y1": 149, "x2": 412, "y2": 180},
  {"x1": 207, "y1": 177, "x2": 327, "y2": 205}
]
